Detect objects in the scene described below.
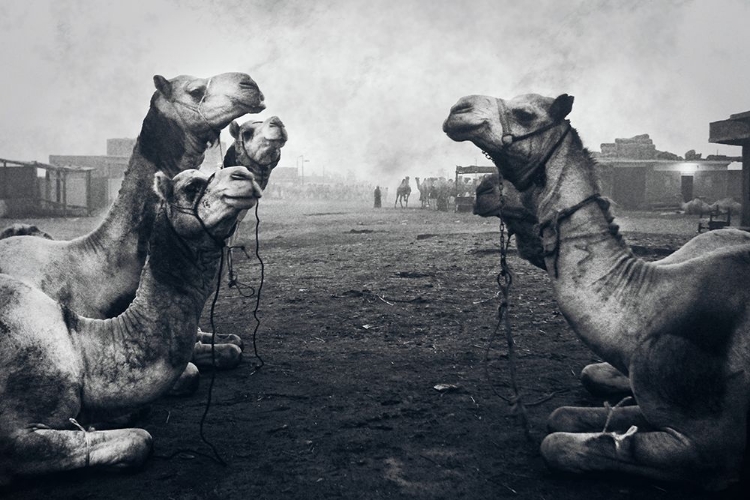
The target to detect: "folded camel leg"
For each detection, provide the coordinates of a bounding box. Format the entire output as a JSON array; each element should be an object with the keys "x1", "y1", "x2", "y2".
[
  {"x1": 540, "y1": 426, "x2": 741, "y2": 490},
  {"x1": 547, "y1": 404, "x2": 652, "y2": 433},
  {"x1": 5, "y1": 426, "x2": 152, "y2": 482},
  {"x1": 542, "y1": 405, "x2": 745, "y2": 491},
  {"x1": 192, "y1": 342, "x2": 242, "y2": 370},
  {"x1": 168, "y1": 362, "x2": 200, "y2": 397},
  {"x1": 580, "y1": 362, "x2": 632, "y2": 397},
  {"x1": 196, "y1": 328, "x2": 244, "y2": 351}
]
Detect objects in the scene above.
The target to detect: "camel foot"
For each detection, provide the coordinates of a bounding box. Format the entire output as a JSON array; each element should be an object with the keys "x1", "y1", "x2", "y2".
[
  {"x1": 196, "y1": 329, "x2": 244, "y2": 351},
  {"x1": 547, "y1": 404, "x2": 650, "y2": 433},
  {"x1": 168, "y1": 362, "x2": 200, "y2": 396},
  {"x1": 6, "y1": 427, "x2": 152, "y2": 481},
  {"x1": 541, "y1": 428, "x2": 639, "y2": 474},
  {"x1": 580, "y1": 362, "x2": 631, "y2": 397},
  {"x1": 193, "y1": 343, "x2": 242, "y2": 370},
  {"x1": 541, "y1": 427, "x2": 737, "y2": 490}
]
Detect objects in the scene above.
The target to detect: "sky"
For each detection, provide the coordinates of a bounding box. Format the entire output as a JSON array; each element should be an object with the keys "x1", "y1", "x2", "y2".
[{"x1": 1, "y1": 0, "x2": 749, "y2": 187}]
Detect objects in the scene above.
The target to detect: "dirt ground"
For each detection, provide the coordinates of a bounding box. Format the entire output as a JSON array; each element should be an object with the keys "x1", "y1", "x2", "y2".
[{"x1": 1, "y1": 199, "x2": 748, "y2": 500}]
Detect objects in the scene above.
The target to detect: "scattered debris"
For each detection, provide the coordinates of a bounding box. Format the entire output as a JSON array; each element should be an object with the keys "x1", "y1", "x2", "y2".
[{"x1": 433, "y1": 383, "x2": 460, "y2": 393}]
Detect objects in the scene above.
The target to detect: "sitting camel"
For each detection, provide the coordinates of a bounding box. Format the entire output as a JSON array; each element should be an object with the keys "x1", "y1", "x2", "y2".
[
  {"x1": 0, "y1": 72, "x2": 265, "y2": 392},
  {"x1": 445, "y1": 91, "x2": 750, "y2": 490},
  {"x1": 223, "y1": 115, "x2": 288, "y2": 189},
  {"x1": 0, "y1": 166, "x2": 262, "y2": 483},
  {"x1": 395, "y1": 176, "x2": 411, "y2": 208},
  {"x1": 473, "y1": 170, "x2": 750, "y2": 396}
]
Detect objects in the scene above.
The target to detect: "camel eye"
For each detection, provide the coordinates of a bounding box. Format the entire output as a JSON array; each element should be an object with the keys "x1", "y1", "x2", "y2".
[
  {"x1": 187, "y1": 84, "x2": 206, "y2": 99},
  {"x1": 512, "y1": 108, "x2": 536, "y2": 122},
  {"x1": 242, "y1": 131, "x2": 254, "y2": 141},
  {"x1": 183, "y1": 179, "x2": 205, "y2": 200}
]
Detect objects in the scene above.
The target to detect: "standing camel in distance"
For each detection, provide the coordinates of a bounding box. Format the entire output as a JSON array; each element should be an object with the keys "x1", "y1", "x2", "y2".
[
  {"x1": 0, "y1": 166, "x2": 262, "y2": 483},
  {"x1": 444, "y1": 91, "x2": 750, "y2": 490},
  {"x1": 395, "y1": 176, "x2": 411, "y2": 208}
]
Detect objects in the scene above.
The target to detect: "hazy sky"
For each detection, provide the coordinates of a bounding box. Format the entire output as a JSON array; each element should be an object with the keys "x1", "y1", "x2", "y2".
[{"x1": 1, "y1": 0, "x2": 749, "y2": 186}]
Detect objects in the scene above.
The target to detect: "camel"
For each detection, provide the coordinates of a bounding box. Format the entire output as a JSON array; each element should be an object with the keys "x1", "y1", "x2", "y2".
[
  {"x1": 473, "y1": 170, "x2": 750, "y2": 397},
  {"x1": 415, "y1": 177, "x2": 432, "y2": 209},
  {"x1": 444, "y1": 92, "x2": 750, "y2": 490},
  {"x1": 0, "y1": 166, "x2": 262, "y2": 483},
  {"x1": 473, "y1": 173, "x2": 546, "y2": 270},
  {"x1": 0, "y1": 73, "x2": 264, "y2": 389},
  {"x1": 395, "y1": 176, "x2": 411, "y2": 208},
  {"x1": 222, "y1": 116, "x2": 287, "y2": 189}
]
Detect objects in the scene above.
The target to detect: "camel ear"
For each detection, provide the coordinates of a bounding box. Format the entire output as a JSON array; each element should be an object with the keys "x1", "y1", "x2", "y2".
[
  {"x1": 229, "y1": 120, "x2": 241, "y2": 139},
  {"x1": 550, "y1": 94, "x2": 574, "y2": 121},
  {"x1": 153, "y1": 75, "x2": 172, "y2": 99},
  {"x1": 153, "y1": 171, "x2": 173, "y2": 202}
]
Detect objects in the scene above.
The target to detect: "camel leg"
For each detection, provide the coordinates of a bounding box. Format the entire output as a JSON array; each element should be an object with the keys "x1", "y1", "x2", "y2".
[
  {"x1": 168, "y1": 362, "x2": 200, "y2": 396},
  {"x1": 5, "y1": 427, "x2": 152, "y2": 481},
  {"x1": 541, "y1": 426, "x2": 741, "y2": 490},
  {"x1": 580, "y1": 362, "x2": 632, "y2": 396},
  {"x1": 192, "y1": 342, "x2": 242, "y2": 370},
  {"x1": 547, "y1": 404, "x2": 651, "y2": 433},
  {"x1": 196, "y1": 329, "x2": 244, "y2": 350}
]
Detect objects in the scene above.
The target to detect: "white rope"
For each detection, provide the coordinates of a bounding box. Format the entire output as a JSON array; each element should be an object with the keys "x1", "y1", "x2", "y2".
[{"x1": 69, "y1": 418, "x2": 90, "y2": 468}]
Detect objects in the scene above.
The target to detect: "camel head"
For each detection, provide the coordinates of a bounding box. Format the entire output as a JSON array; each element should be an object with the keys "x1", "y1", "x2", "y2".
[
  {"x1": 155, "y1": 166, "x2": 262, "y2": 245},
  {"x1": 150, "y1": 72, "x2": 266, "y2": 156},
  {"x1": 443, "y1": 93, "x2": 574, "y2": 191},
  {"x1": 473, "y1": 173, "x2": 546, "y2": 270},
  {"x1": 223, "y1": 116, "x2": 288, "y2": 190}
]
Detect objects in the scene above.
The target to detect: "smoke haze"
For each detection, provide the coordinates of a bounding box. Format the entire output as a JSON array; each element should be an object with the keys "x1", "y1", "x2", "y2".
[{"x1": 1, "y1": 0, "x2": 748, "y2": 188}]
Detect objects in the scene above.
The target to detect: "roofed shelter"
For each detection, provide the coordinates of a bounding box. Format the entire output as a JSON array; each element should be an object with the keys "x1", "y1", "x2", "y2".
[
  {"x1": 709, "y1": 111, "x2": 750, "y2": 226},
  {"x1": 0, "y1": 158, "x2": 94, "y2": 217}
]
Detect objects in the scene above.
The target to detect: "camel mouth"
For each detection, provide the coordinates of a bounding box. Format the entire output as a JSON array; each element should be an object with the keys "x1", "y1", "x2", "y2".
[
  {"x1": 223, "y1": 195, "x2": 261, "y2": 210},
  {"x1": 442, "y1": 116, "x2": 484, "y2": 139},
  {"x1": 244, "y1": 100, "x2": 266, "y2": 114}
]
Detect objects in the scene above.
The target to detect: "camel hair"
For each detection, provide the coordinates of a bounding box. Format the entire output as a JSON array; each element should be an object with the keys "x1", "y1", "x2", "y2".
[
  {"x1": 0, "y1": 223, "x2": 52, "y2": 240},
  {"x1": 444, "y1": 92, "x2": 750, "y2": 490},
  {"x1": 0, "y1": 72, "x2": 265, "y2": 392},
  {"x1": 395, "y1": 176, "x2": 411, "y2": 208},
  {"x1": 0, "y1": 166, "x2": 262, "y2": 483}
]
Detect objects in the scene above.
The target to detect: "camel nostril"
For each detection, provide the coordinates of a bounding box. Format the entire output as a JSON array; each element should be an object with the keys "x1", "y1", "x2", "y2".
[{"x1": 450, "y1": 100, "x2": 473, "y2": 115}]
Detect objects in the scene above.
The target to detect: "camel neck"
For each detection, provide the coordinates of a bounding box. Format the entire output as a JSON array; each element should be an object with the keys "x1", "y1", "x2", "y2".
[
  {"x1": 530, "y1": 131, "x2": 648, "y2": 371},
  {"x1": 77, "y1": 212, "x2": 222, "y2": 412},
  {"x1": 84, "y1": 107, "x2": 206, "y2": 265}
]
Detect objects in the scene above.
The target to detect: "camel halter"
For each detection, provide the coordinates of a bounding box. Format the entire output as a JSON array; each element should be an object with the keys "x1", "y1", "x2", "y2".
[
  {"x1": 166, "y1": 172, "x2": 235, "y2": 249},
  {"x1": 482, "y1": 99, "x2": 572, "y2": 189},
  {"x1": 171, "y1": 77, "x2": 225, "y2": 154},
  {"x1": 538, "y1": 194, "x2": 610, "y2": 278}
]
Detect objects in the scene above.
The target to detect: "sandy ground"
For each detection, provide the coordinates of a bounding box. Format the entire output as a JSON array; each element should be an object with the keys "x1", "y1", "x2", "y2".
[{"x1": 0, "y1": 199, "x2": 747, "y2": 500}]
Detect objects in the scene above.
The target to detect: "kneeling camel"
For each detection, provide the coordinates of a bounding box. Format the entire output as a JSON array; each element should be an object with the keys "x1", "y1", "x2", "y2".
[
  {"x1": 0, "y1": 166, "x2": 262, "y2": 483},
  {"x1": 445, "y1": 91, "x2": 750, "y2": 490}
]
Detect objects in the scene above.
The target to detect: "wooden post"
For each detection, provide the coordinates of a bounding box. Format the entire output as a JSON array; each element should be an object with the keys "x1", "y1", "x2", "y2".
[
  {"x1": 62, "y1": 170, "x2": 67, "y2": 218},
  {"x1": 709, "y1": 111, "x2": 750, "y2": 228}
]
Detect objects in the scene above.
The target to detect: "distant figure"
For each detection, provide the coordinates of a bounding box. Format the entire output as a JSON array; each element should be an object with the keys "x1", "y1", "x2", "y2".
[{"x1": 374, "y1": 186, "x2": 382, "y2": 208}]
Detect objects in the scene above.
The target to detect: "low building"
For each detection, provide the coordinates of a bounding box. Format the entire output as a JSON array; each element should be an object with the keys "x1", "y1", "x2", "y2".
[{"x1": 595, "y1": 134, "x2": 739, "y2": 209}]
